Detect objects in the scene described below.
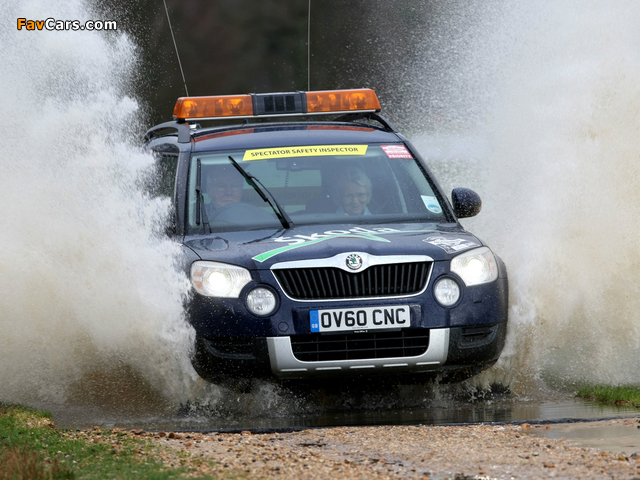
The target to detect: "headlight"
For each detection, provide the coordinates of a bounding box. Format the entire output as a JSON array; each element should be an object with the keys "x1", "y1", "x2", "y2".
[
  {"x1": 246, "y1": 287, "x2": 277, "y2": 316},
  {"x1": 190, "y1": 261, "x2": 251, "y2": 297},
  {"x1": 434, "y1": 278, "x2": 460, "y2": 306},
  {"x1": 450, "y1": 247, "x2": 498, "y2": 286}
]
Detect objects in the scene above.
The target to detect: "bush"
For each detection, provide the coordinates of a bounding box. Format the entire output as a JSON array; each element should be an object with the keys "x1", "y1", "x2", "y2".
[{"x1": 0, "y1": 446, "x2": 74, "y2": 480}]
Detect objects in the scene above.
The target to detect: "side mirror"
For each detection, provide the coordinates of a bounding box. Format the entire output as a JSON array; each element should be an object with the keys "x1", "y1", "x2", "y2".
[{"x1": 451, "y1": 188, "x2": 482, "y2": 218}]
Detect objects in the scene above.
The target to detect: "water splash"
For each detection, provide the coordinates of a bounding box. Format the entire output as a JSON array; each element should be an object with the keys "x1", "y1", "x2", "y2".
[
  {"x1": 0, "y1": 0, "x2": 199, "y2": 408},
  {"x1": 412, "y1": 1, "x2": 640, "y2": 391},
  {"x1": 5, "y1": 0, "x2": 638, "y2": 427},
  {"x1": 0, "y1": 0, "x2": 458, "y2": 423}
]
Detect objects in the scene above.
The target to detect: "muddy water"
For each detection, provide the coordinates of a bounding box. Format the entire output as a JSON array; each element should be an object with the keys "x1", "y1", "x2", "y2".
[
  {"x1": 47, "y1": 381, "x2": 638, "y2": 433},
  {"x1": 408, "y1": 1, "x2": 640, "y2": 393},
  {"x1": 2, "y1": 0, "x2": 640, "y2": 438},
  {"x1": 48, "y1": 396, "x2": 639, "y2": 434},
  {"x1": 0, "y1": 0, "x2": 200, "y2": 408},
  {"x1": 527, "y1": 419, "x2": 640, "y2": 455}
]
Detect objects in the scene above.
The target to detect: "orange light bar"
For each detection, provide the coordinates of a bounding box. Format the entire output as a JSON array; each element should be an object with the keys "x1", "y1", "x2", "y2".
[
  {"x1": 173, "y1": 94, "x2": 253, "y2": 120},
  {"x1": 173, "y1": 88, "x2": 381, "y2": 121},
  {"x1": 305, "y1": 89, "x2": 380, "y2": 113}
]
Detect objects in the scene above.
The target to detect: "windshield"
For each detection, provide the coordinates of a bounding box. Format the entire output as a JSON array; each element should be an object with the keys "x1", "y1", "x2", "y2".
[{"x1": 187, "y1": 143, "x2": 448, "y2": 233}]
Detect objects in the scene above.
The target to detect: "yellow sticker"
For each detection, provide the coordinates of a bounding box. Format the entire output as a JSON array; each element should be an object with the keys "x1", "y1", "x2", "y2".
[{"x1": 242, "y1": 145, "x2": 368, "y2": 161}]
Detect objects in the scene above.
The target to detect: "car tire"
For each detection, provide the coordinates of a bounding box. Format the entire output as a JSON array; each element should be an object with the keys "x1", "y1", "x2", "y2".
[{"x1": 191, "y1": 336, "x2": 218, "y2": 382}]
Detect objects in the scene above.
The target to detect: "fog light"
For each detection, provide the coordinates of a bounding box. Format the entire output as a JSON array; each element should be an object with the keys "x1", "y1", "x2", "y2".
[
  {"x1": 434, "y1": 278, "x2": 460, "y2": 306},
  {"x1": 246, "y1": 287, "x2": 277, "y2": 316}
]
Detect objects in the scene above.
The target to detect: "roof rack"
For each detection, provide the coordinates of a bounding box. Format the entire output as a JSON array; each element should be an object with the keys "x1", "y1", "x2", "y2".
[
  {"x1": 143, "y1": 111, "x2": 399, "y2": 146},
  {"x1": 143, "y1": 121, "x2": 192, "y2": 144},
  {"x1": 143, "y1": 88, "x2": 397, "y2": 144},
  {"x1": 333, "y1": 112, "x2": 398, "y2": 133}
]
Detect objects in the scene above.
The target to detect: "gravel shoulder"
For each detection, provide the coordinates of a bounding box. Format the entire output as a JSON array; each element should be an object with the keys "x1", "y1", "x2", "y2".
[{"x1": 146, "y1": 417, "x2": 640, "y2": 479}]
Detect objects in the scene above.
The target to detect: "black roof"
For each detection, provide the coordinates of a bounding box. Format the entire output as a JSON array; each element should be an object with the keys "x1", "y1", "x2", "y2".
[{"x1": 191, "y1": 122, "x2": 402, "y2": 152}]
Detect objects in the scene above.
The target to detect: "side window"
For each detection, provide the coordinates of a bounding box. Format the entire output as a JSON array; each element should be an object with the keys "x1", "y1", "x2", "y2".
[{"x1": 150, "y1": 153, "x2": 179, "y2": 198}]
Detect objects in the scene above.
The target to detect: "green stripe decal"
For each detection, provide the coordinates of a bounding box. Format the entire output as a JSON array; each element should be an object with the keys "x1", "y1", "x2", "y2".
[{"x1": 252, "y1": 231, "x2": 401, "y2": 263}]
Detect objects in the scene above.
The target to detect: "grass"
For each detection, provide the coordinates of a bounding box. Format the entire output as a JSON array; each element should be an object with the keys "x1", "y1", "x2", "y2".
[
  {"x1": 0, "y1": 403, "x2": 217, "y2": 479},
  {"x1": 576, "y1": 385, "x2": 640, "y2": 408}
]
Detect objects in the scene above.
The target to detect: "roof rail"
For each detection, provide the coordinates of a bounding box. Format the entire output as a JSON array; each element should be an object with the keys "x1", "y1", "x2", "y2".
[
  {"x1": 333, "y1": 112, "x2": 399, "y2": 133},
  {"x1": 143, "y1": 112, "x2": 398, "y2": 145},
  {"x1": 143, "y1": 121, "x2": 192, "y2": 144}
]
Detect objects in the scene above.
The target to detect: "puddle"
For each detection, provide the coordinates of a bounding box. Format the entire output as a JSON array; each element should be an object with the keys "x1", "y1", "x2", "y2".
[
  {"x1": 49, "y1": 396, "x2": 640, "y2": 433},
  {"x1": 525, "y1": 418, "x2": 640, "y2": 455},
  {"x1": 34, "y1": 372, "x2": 640, "y2": 455}
]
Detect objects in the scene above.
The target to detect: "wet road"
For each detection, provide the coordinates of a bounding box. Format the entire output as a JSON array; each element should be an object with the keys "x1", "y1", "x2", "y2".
[
  {"x1": 49, "y1": 392, "x2": 639, "y2": 433},
  {"x1": 45, "y1": 392, "x2": 640, "y2": 461}
]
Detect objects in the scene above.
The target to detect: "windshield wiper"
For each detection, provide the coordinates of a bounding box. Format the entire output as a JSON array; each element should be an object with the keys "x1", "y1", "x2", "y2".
[
  {"x1": 227, "y1": 155, "x2": 293, "y2": 229},
  {"x1": 195, "y1": 159, "x2": 212, "y2": 234}
]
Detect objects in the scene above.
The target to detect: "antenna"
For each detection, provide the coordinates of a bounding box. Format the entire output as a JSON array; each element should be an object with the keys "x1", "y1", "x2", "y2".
[
  {"x1": 163, "y1": 0, "x2": 189, "y2": 96},
  {"x1": 307, "y1": 0, "x2": 311, "y2": 91}
]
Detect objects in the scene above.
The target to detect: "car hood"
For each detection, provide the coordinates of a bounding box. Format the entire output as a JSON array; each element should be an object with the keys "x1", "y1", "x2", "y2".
[{"x1": 182, "y1": 223, "x2": 484, "y2": 270}]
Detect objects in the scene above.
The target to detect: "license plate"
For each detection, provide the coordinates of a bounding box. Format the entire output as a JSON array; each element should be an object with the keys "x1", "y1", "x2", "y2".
[{"x1": 310, "y1": 305, "x2": 411, "y2": 333}]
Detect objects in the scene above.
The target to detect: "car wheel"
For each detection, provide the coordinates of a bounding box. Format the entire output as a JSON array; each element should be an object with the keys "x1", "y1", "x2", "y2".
[{"x1": 191, "y1": 336, "x2": 218, "y2": 381}]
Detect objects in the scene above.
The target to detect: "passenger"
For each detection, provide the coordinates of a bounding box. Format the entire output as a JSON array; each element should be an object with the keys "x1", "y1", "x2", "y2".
[
  {"x1": 205, "y1": 165, "x2": 244, "y2": 216},
  {"x1": 333, "y1": 167, "x2": 373, "y2": 216}
]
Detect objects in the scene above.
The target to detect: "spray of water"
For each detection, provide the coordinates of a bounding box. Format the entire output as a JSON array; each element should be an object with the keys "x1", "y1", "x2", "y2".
[
  {"x1": 0, "y1": 0, "x2": 449, "y2": 423},
  {"x1": 6, "y1": 0, "x2": 640, "y2": 426},
  {"x1": 413, "y1": 1, "x2": 640, "y2": 392},
  {"x1": 0, "y1": 0, "x2": 203, "y2": 410}
]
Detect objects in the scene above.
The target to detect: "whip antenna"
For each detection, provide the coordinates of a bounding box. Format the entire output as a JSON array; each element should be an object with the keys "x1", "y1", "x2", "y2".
[
  {"x1": 163, "y1": 0, "x2": 189, "y2": 96},
  {"x1": 307, "y1": 0, "x2": 311, "y2": 90}
]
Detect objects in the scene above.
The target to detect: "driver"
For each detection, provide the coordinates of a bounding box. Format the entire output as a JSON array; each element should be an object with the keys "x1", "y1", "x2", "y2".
[{"x1": 205, "y1": 165, "x2": 244, "y2": 217}]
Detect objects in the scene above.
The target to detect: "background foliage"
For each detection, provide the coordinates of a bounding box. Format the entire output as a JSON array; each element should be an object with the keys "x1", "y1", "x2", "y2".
[{"x1": 97, "y1": 0, "x2": 440, "y2": 130}]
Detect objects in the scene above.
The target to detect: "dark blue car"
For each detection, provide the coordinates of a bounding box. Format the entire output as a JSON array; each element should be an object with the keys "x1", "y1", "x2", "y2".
[{"x1": 144, "y1": 89, "x2": 508, "y2": 382}]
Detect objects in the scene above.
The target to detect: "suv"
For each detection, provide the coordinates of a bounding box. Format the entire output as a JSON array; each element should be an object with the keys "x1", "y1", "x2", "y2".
[{"x1": 144, "y1": 89, "x2": 508, "y2": 383}]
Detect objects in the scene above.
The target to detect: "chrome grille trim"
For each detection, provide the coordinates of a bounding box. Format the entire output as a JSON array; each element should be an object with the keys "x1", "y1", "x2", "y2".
[
  {"x1": 270, "y1": 253, "x2": 433, "y2": 302},
  {"x1": 266, "y1": 328, "x2": 450, "y2": 378},
  {"x1": 271, "y1": 252, "x2": 433, "y2": 272},
  {"x1": 290, "y1": 329, "x2": 430, "y2": 362}
]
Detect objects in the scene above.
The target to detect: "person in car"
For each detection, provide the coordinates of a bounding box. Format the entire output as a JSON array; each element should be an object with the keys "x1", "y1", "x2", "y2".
[
  {"x1": 205, "y1": 165, "x2": 244, "y2": 216},
  {"x1": 204, "y1": 165, "x2": 277, "y2": 225},
  {"x1": 334, "y1": 167, "x2": 373, "y2": 216}
]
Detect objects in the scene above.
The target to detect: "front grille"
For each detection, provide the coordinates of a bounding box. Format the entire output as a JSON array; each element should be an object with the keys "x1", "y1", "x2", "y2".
[
  {"x1": 273, "y1": 262, "x2": 431, "y2": 300},
  {"x1": 291, "y1": 330, "x2": 430, "y2": 362}
]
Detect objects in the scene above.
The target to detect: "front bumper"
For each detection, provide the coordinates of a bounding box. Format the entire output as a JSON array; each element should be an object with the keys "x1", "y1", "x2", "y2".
[
  {"x1": 196, "y1": 322, "x2": 506, "y2": 380},
  {"x1": 267, "y1": 328, "x2": 449, "y2": 378}
]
